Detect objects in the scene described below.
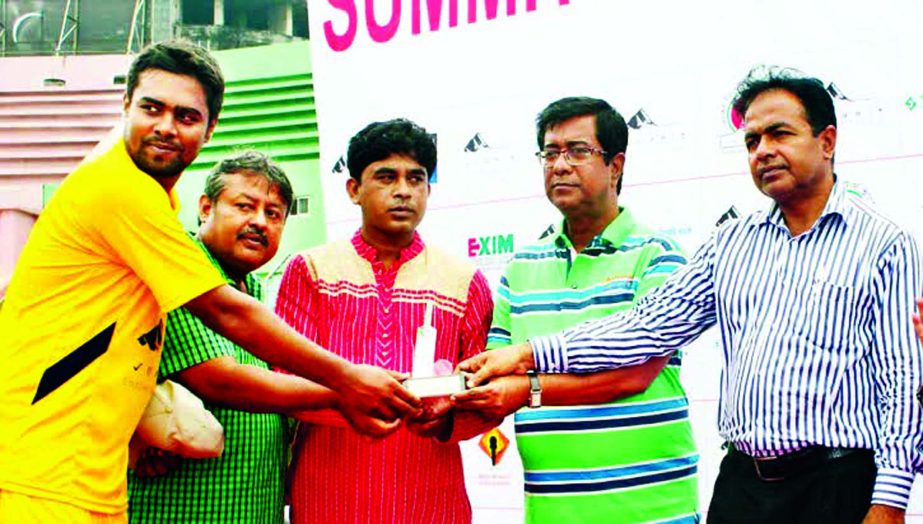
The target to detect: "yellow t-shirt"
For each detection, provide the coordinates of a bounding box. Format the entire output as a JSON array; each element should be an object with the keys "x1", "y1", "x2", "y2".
[{"x1": 0, "y1": 138, "x2": 227, "y2": 514}]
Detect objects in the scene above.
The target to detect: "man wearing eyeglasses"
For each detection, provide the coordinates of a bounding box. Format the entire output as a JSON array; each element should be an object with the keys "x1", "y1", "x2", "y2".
[
  {"x1": 453, "y1": 97, "x2": 699, "y2": 523},
  {"x1": 459, "y1": 70, "x2": 923, "y2": 523}
]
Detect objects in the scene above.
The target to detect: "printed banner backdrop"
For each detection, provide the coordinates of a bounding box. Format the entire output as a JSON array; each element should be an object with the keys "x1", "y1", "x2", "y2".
[{"x1": 306, "y1": 0, "x2": 923, "y2": 520}]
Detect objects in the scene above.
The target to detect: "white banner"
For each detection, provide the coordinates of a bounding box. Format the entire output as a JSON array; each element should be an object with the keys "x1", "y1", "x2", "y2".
[{"x1": 307, "y1": 0, "x2": 923, "y2": 520}]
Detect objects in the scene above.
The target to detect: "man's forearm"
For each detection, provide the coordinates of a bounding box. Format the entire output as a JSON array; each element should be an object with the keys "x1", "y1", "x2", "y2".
[
  {"x1": 862, "y1": 503, "x2": 905, "y2": 523},
  {"x1": 540, "y1": 355, "x2": 670, "y2": 405},
  {"x1": 530, "y1": 323, "x2": 678, "y2": 374},
  {"x1": 174, "y1": 357, "x2": 338, "y2": 415},
  {"x1": 185, "y1": 286, "x2": 353, "y2": 391}
]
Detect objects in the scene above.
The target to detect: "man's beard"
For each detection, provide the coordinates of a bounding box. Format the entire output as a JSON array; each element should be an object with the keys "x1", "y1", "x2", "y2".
[
  {"x1": 128, "y1": 138, "x2": 191, "y2": 179},
  {"x1": 131, "y1": 154, "x2": 190, "y2": 179}
]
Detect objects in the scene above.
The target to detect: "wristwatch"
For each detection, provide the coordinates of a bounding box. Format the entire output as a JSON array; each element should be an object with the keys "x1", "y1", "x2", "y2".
[{"x1": 526, "y1": 370, "x2": 542, "y2": 408}]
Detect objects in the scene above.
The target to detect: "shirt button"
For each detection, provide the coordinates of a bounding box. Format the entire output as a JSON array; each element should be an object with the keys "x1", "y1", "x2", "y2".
[
  {"x1": 383, "y1": 306, "x2": 390, "y2": 313},
  {"x1": 571, "y1": 284, "x2": 578, "y2": 289},
  {"x1": 383, "y1": 333, "x2": 390, "y2": 338}
]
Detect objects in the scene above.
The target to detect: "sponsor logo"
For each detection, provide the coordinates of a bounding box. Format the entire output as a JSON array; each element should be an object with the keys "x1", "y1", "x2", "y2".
[
  {"x1": 137, "y1": 320, "x2": 164, "y2": 351},
  {"x1": 726, "y1": 102, "x2": 744, "y2": 132},
  {"x1": 627, "y1": 108, "x2": 655, "y2": 129},
  {"x1": 716, "y1": 205, "x2": 739, "y2": 227},
  {"x1": 479, "y1": 427, "x2": 510, "y2": 465},
  {"x1": 468, "y1": 233, "x2": 514, "y2": 257},
  {"x1": 332, "y1": 154, "x2": 347, "y2": 174},
  {"x1": 826, "y1": 82, "x2": 850, "y2": 101},
  {"x1": 464, "y1": 132, "x2": 489, "y2": 152}
]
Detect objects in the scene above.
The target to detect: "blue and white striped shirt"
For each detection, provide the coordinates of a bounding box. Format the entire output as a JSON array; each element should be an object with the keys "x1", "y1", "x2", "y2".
[{"x1": 532, "y1": 180, "x2": 923, "y2": 509}]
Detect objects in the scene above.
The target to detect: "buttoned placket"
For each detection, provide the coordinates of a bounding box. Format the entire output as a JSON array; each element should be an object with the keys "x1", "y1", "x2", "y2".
[
  {"x1": 562, "y1": 235, "x2": 606, "y2": 290},
  {"x1": 555, "y1": 235, "x2": 578, "y2": 288},
  {"x1": 352, "y1": 230, "x2": 425, "y2": 373},
  {"x1": 370, "y1": 257, "x2": 399, "y2": 370},
  {"x1": 746, "y1": 220, "x2": 824, "y2": 450}
]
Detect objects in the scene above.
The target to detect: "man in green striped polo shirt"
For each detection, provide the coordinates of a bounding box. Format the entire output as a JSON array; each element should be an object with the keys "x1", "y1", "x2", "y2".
[
  {"x1": 128, "y1": 151, "x2": 341, "y2": 523},
  {"x1": 454, "y1": 97, "x2": 699, "y2": 523}
]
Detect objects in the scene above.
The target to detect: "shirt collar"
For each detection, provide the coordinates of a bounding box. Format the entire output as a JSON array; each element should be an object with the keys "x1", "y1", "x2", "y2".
[
  {"x1": 763, "y1": 175, "x2": 848, "y2": 229},
  {"x1": 187, "y1": 232, "x2": 259, "y2": 294},
  {"x1": 552, "y1": 207, "x2": 635, "y2": 249},
  {"x1": 351, "y1": 229, "x2": 425, "y2": 268}
]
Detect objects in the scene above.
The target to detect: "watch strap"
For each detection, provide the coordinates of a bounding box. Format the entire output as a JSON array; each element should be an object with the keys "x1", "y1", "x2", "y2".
[{"x1": 527, "y1": 370, "x2": 542, "y2": 408}]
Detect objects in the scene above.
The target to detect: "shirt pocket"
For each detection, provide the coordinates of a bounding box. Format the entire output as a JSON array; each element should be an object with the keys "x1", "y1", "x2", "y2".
[{"x1": 797, "y1": 279, "x2": 858, "y2": 352}]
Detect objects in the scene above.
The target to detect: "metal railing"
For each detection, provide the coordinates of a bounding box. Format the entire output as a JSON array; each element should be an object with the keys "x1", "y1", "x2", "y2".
[
  {"x1": 174, "y1": 24, "x2": 297, "y2": 51},
  {"x1": 55, "y1": 0, "x2": 80, "y2": 55}
]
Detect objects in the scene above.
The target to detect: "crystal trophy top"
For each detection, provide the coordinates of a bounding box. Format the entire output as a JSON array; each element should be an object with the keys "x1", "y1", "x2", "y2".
[
  {"x1": 412, "y1": 302, "x2": 437, "y2": 377},
  {"x1": 403, "y1": 303, "x2": 466, "y2": 397}
]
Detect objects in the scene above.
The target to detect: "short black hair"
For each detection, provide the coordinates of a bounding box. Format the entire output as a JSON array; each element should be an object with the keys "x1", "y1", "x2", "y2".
[
  {"x1": 536, "y1": 97, "x2": 628, "y2": 194},
  {"x1": 347, "y1": 118, "x2": 437, "y2": 182},
  {"x1": 126, "y1": 39, "x2": 225, "y2": 126},
  {"x1": 204, "y1": 150, "x2": 293, "y2": 215},
  {"x1": 732, "y1": 66, "x2": 836, "y2": 136}
]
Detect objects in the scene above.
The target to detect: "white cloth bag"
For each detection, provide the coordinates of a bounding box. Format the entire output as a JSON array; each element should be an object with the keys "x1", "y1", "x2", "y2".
[{"x1": 129, "y1": 380, "x2": 225, "y2": 466}]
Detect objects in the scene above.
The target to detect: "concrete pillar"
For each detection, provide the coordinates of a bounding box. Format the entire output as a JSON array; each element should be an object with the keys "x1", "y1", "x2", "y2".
[
  {"x1": 150, "y1": 0, "x2": 180, "y2": 43},
  {"x1": 213, "y1": 0, "x2": 224, "y2": 25},
  {"x1": 269, "y1": 1, "x2": 293, "y2": 35}
]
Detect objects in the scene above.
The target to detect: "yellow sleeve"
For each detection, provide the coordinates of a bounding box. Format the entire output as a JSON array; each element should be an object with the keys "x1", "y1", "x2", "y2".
[{"x1": 85, "y1": 172, "x2": 226, "y2": 314}]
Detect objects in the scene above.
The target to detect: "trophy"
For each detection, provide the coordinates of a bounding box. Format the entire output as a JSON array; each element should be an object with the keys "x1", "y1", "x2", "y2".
[{"x1": 402, "y1": 303, "x2": 467, "y2": 397}]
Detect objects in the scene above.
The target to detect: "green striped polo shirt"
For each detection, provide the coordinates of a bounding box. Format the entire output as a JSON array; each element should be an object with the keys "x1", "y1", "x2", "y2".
[
  {"x1": 488, "y1": 208, "x2": 699, "y2": 524},
  {"x1": 128, "y1": 236, "x2": 290, "y2": 524}
]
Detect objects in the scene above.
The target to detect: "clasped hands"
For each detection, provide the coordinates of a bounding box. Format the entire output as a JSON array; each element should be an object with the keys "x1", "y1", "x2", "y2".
[
  {"x1": 135, "y1": 346, "x2": 538, "y2": 478},
  {"x1": 343, "y1": 343, "x2": 536, "y2": 440},
  {"x1": 449, "y1": 342, "x2": 536, "y2": 419},
  {"x1": 338, "y1": 382, "x2": 454, "y2": 441}
]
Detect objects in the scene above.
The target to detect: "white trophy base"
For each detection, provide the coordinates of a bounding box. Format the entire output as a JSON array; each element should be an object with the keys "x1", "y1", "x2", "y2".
[{"x1": 403, "y1": 374, "x2": 466, "y2": 398}]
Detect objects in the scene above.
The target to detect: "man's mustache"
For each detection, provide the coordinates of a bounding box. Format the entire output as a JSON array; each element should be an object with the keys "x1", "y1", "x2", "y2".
[
  {"x1": 237, "y1": 227, "x2": 268, "y2": 246},
  {"x1": 142, "y1": 136, "x2": 183, "y2": 151}
]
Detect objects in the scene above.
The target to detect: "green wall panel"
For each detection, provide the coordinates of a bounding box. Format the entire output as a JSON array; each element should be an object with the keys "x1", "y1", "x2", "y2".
[{"x1": 175, "y1": 40, "x2": 326, "y2": 281}]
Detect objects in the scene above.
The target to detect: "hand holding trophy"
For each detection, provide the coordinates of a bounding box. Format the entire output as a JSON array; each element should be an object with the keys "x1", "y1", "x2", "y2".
[{"x1": 403, "y1": 303, "x2": 467, "y2": 397}]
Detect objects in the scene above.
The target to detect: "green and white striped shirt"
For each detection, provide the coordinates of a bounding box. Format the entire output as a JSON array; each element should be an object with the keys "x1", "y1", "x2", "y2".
[
  {"x1": 488, "y1": 208, "x2": 699, "y2": 523},
  {"x1": 128, "y1": 237, "x2": 290, "y2": 524}
]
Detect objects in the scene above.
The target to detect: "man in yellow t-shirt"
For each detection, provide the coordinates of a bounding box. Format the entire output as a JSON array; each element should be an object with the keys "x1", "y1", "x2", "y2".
[{"x1": 0, "y1": 40, "x2": 420, "y2": 524}]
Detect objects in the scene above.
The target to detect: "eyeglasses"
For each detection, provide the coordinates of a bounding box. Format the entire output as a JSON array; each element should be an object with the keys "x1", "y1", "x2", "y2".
[{"x1": 535, "y1": 146, "x2": 607, "y2": 167}]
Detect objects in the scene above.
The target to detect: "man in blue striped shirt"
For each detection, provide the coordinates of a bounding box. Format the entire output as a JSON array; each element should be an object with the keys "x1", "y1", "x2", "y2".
[{"x1": 460, "y1": 68, "x2": 923, "y2": 523}]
